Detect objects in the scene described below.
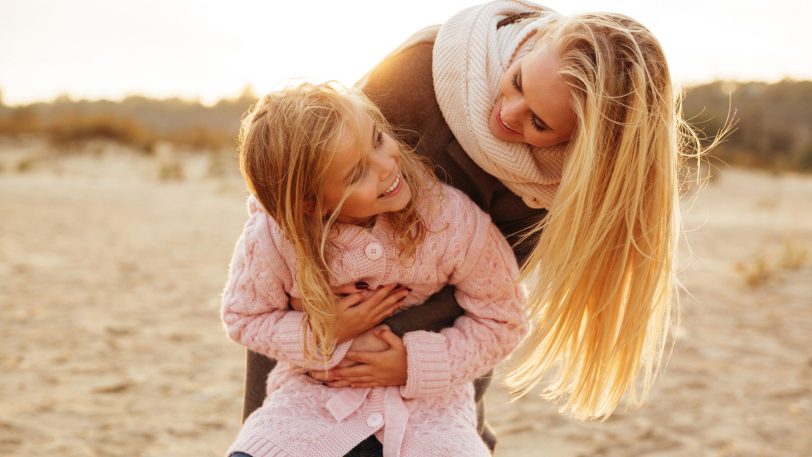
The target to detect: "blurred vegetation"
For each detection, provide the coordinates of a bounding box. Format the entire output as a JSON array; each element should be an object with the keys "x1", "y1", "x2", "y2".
[
  {"x1": 0, "y1": 80, "x2": 811, "y2": 172},
  {"x1": 682, "y1": 79, "x2": 812, "y2": 172},
  {"x1": 0, "y1": 90, "x2": 257, "y2": 153}
]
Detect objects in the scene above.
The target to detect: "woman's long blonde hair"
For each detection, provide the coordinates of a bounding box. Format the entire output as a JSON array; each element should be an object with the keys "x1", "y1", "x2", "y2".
[
  {"x1": 238, "y1": 82, "x2": 435, "y2": 361},
  {"x1": 507, "y1": 13, "x2": 710, "y2": 419}
]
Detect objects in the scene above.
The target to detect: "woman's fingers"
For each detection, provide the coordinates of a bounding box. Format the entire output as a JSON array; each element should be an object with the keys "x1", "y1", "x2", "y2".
[
  {"x1": 335, "y1": 292, "x2": 365, "y2": 310},
  {"x1": 373, "y1": 327, "x2": 403, "y2": 350},
  {"x1": 349, "y1": 382, "x2": 380, "y2": 388},
  {"x1": 308, "y1": 369, "x2": 334, "y2": 382},
  {"x1": 341, "y1": 283, "x2": 399, "y2": 315},
  {"x1": 332, "y1": 376, "x2": 376, "y2": 386},
  {"x1": 335, "y1": 359, "x2": 358, "y2": 368},
  {"x1": 361, "y1": 283, "x2": 399, "y2": 306},
  {"x1": 372, "y1": 289, "x2": 409, "y2": 317},
  {"x1": 332, "y1": 281, "x2": 370, "y2": 296},
  {"x1": 331, "y1": 363, "x2": 375, "y2": 378}
]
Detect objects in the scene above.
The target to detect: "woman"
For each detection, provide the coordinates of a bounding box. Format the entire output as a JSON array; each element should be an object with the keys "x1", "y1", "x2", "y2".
[{"x1": 239, "y1": 1, "x2": 704, "y2": 455}]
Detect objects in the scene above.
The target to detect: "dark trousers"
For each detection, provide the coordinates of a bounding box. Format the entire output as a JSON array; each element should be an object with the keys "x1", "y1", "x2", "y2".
[{"x1": 229, "y1": 435, "x2": 382, "y2": 457}]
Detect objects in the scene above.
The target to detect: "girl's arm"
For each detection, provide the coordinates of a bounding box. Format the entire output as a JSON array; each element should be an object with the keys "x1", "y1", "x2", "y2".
[
  {"x1": 221, "y1": 211, "x2": 352, "y2": 371},
  {"x1": 400, "y1": 212, "x2": 528, "y2": 399}
]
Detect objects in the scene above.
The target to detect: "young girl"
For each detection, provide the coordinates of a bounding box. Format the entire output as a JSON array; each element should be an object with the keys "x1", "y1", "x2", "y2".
[{"x1": 220, "y1": 82, "x2": 526, "y2": 457}]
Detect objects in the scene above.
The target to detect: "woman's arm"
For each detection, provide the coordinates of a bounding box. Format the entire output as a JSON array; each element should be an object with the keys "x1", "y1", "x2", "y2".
[
  {"x1": 380, "y1": 285, "x2": 460, "y2": 337},
  {"x1": 242, "y1": 350, "x2": 276, "y2": 422},
  {"x1": 326, "y1": 191, "x2": 526, "y2": 395}
]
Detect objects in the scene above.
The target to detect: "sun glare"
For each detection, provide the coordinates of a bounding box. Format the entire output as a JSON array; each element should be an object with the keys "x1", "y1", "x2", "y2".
[{"x1": 0, "y1": 0, "x2": 809, "y2": 105}]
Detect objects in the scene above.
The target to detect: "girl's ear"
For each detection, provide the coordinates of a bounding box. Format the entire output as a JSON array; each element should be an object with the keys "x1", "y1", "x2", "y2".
[
  {"x1": 303, "y1": 198, "x2": 326, "y2": 217},
  {"x1": 302, "y1": 199, "x2": 316, "y2": 215}
]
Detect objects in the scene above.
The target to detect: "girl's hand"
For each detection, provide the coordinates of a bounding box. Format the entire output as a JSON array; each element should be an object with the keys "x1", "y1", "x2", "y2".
[{"x1": 324, "y1": 327, "x2": 408, "y2": 388}]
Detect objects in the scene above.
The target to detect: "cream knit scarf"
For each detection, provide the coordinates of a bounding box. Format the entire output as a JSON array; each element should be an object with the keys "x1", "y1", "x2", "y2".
[{"x1": 433, "y1": 0, "x2": 567, "y2": 209}]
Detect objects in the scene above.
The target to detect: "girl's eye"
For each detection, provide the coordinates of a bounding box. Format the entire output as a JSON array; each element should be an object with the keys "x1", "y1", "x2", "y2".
[
  {"x1": 512, "y1": 72, "x2": 521, "y2": 92},
  {"x1": 375, "y1": 129, "x2": 384, "y2": 146},
  {"x1": 531, "y1": 115, "x2": 547, "y2": 132}
]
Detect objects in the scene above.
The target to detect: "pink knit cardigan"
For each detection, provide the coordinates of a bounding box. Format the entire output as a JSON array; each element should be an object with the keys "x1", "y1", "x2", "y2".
[{"x1": 221, "y1": 184, "x2": 526, "y2": 457}]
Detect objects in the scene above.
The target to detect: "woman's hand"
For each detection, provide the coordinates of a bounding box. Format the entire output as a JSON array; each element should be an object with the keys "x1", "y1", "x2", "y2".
[
  {"x1": 347, "y1": 326, "x2": 391, "y2": 353},
  {"x1": 334, "y1": 285, "x2": 409, "y2": 343},
  {"x1": 310, "y1": 327, "x2": 408, "y2": 388},
  {"x1": 291, "y1": 283, "x2": 409, "y2": 343}
]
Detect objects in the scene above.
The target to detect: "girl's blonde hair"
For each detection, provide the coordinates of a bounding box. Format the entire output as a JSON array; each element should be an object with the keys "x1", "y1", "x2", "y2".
[
  {"x1": 238, "y1": 82, "x2": 435, "y2": 360},
  {"x1": 507, "y1": 13, "x2": 710, "y2": 419}
]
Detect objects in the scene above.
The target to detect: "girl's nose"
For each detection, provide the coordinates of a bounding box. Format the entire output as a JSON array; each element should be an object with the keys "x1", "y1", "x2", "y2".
[{"x1": 375, "y1": 154, "x2": 397, "y2": 181}]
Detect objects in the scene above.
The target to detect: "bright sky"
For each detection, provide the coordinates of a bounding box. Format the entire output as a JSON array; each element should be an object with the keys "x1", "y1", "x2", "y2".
[{"x1": 1, "y1": 0, "x2": 808, "y2": 106}]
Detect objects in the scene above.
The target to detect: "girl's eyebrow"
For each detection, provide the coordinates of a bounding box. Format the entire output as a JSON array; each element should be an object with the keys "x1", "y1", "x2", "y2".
[{"x1": 518, "y1": 66, "x2": 553, "y2": 131}]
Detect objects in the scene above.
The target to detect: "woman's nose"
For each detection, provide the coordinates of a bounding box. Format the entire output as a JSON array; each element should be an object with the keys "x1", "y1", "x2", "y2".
[{"x1": 501, "y1": 97, "x2": 525, "y2": 129}]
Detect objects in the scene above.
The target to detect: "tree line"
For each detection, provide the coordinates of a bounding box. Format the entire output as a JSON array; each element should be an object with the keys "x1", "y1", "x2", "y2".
[{"x1": 1, "y1": 80, "x2": 811, "y2": 171}]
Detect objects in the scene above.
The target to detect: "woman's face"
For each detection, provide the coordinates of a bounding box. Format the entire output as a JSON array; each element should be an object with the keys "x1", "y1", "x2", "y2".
[{"x1": 489, "y1": 42, "x2": 577, "y2": 148}]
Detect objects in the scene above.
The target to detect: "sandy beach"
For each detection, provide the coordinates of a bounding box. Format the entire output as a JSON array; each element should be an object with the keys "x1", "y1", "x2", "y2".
[{"x1": 1, "y1": 139, "x2": 810, "y2": 456}]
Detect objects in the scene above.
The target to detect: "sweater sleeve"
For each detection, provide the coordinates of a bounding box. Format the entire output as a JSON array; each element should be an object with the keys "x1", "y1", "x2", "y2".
[
  {"x1": 220, "y1": 209, "x2": 351, "y2": 370},
  {"x1": 400, "y1": 190, "x2": 527, "y2": 399}
]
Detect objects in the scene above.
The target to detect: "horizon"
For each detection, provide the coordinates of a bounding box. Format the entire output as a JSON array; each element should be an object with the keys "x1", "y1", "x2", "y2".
[
  {"x1": 2, "y1": 0, "x2": 811, "y2": 106},
  {"x1": 4, "y1": 77, "x2": 809, "y2": 109}
]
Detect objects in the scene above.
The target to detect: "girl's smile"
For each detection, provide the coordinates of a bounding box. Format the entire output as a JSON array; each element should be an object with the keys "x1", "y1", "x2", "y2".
[{"x1": 378, "y1": 172, "x2": 403, "y2": 199}]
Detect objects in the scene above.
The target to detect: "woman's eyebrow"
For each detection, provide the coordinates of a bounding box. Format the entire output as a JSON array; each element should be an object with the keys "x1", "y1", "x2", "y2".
[{"x1": 518, "y1": 66, "x2": 553, "y2": 131}]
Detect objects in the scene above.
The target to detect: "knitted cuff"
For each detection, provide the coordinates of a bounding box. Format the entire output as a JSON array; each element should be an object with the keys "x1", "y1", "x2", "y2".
[
  {"x1": 399, "y1": 331, "x2": 452, "y2": 399},
  {"x1": 276, "y1": 311, "x2": 351, "y2": 370}
]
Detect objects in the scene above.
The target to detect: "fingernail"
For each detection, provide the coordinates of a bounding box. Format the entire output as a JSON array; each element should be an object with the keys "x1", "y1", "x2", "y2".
[{"x1": 355, "y1": 281, "x2": 369, "y2": 289}]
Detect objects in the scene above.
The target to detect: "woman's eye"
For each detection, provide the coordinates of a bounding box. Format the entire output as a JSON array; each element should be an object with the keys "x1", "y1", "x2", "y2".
[
  {"x1": 512, "y1": 73, "x2": 521, "y2": 92},
  {"x1": 375, "y1": 129, "x2": 384, "y2": 146},
  {"x1": 531, "y1": 116, "x2": 547, "y2": 132}
]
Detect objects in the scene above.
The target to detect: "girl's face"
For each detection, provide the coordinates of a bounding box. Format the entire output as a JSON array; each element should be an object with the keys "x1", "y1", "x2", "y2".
[
  {"x1": 321, "y1": 113, "x2": 412, "y2": 225},
  {"x1": 489, "y1": 41, "x2": 577, "y2": 148}
]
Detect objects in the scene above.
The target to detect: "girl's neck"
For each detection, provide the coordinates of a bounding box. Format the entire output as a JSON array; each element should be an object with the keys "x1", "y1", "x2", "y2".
[{"x1": 334, "y1": 214, "x2": 378, "y2": 229}]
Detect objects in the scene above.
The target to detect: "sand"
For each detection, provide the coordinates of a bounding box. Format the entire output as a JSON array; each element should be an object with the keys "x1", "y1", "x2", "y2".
[{"x1": 1, "y1": 139, "x2": 810, "y2": 456}]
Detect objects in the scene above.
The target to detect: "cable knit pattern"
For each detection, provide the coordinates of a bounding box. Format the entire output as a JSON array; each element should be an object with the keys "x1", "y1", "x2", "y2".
[
  {"x1": 220, "y1": 210, "x2": 353, "y2": 371},
  {"x1": 220, "y1": 184, "x2": 526, "y2": 457},
  {"x1": 433, "y1": 0, "x2": 567, "y2": 209}
]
